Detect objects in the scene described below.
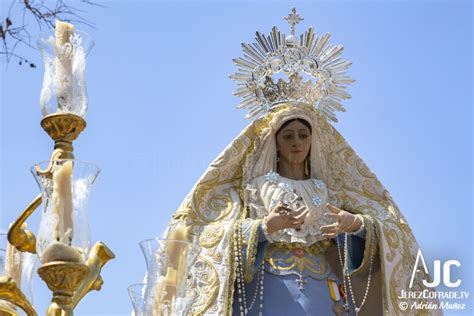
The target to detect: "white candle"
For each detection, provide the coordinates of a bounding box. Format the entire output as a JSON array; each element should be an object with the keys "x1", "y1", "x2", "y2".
[
  {"x1": 151, "y1": 275, "x2": 166, "y2": 315},
  {"x1": 153, "y1": 267, "x2": 178, "y2": 315},
  {"x1": 166, "y1": 221, "x2": 189, "y2": 290},
  {"x1": 52, "y1": 160, "x2": 74, "y2": 243},
  {"x1": 152, "y1": 222, "x2": 188, "y2": 314},
  {"x1": 166, "y1": 221, "x2": 187, "y2": 269},
  {"x1": 55, "y1": 20, "x2": 75, "y2": 111}
]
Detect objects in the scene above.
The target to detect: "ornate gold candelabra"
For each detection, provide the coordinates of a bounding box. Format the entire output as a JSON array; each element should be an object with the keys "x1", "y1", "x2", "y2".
[
  {"x1": 0, "y1": 22, "x2": 115, "y2": 316},
  {"x1": 2, "y1": 113, "x2": 115, "y2": 316}
]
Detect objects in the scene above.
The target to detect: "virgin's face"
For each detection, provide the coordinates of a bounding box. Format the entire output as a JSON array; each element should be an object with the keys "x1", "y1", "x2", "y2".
[{"x1": 276, "y1": 120, "x2": 311, "y2": 165}]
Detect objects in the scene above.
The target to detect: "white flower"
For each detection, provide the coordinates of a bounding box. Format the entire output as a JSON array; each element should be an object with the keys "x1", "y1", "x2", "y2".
[
  {"x1": 264, "y1": 170, "x2": 279, "y2": 184},
  {"x1": 312, "y1": 195, "x2": 323, "y2": 207},
  {"x1": 311, "y1": 179, "x2": 325, "y2": 189},
  {"x1": 282, "y1": 182, "x2": 294, "y2": 193}
]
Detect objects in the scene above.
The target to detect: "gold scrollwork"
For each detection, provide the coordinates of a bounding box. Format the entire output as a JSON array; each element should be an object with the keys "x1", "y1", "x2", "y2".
[
  {"x1": 383, "y1": 222, "x2": 402, "y2": 263},
  {"x1": 212, "y1": 139, "x2": 246, "y2": 168},
  {"x1": 199, "y1": 223, "x2": 225, "y2": 249},
  {"x1": 193, "y1": 177, "x2": 236, "y2": 223},
  {"x1": 206, "y1": 249, "x2": 224, "y2": 264},
  {"x1": 189, "y1": 256, "x2": 220, "y2": 315}
]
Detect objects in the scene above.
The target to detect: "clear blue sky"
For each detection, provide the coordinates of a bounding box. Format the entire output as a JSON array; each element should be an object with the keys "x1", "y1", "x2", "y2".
[{"x1": 1, "y1": 0, "x2": 472, "y2": 315}]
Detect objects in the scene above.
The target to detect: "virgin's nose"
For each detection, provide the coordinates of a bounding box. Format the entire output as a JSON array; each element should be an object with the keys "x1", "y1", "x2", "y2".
[{"x1": 292, "y1": 141, "x2": 301, "y2": 149}]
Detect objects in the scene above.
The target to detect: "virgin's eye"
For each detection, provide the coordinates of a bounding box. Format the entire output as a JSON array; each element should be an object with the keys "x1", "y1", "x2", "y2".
[
  {"x1": 300, "y1": 134, "x2": 309, "y2": 139},
  {"x1": 283, "y1": 134, "x2": 293, "y2": 140}
]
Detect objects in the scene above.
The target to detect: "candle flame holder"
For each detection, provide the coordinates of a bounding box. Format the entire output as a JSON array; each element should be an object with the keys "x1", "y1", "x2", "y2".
[
  {"x1": 41, "y1": 113, "x2": 86, "y2": 159},
  {"x1": 38, "y1": 262, "x2": 89, "y2": 316}
]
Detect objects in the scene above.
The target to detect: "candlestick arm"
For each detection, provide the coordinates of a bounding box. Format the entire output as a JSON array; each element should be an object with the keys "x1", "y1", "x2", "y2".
[
  {"x1": 0, "y1": 276, "x2": 37, "y2": 316},
  {"x1": 71, "y1": 242, "x2": 115, "y2": 308},
  {"x1": 7, "y1": 194, "x2": 42, "y2": 254}
]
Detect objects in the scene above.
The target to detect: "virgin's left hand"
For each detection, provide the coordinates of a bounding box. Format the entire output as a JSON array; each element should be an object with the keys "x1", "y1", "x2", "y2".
[{"x1": 320, "y1": 203, "x2": 362, "y2": 238}]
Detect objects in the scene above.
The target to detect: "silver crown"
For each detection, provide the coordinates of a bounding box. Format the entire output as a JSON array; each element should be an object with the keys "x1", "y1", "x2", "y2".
[{"x1": 229, "y1": 8, "x2": 355, "y2": 122}]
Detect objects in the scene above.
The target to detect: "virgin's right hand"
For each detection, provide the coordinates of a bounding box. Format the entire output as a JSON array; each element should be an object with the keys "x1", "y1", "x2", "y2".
[{"x1": 264, "y1": 202, "x2": 309, "y2": 235}]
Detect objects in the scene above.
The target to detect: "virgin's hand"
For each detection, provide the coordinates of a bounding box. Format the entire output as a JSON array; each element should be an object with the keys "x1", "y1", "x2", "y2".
[
  {"x1": 320, "y1": 203, "x2": 362, "y2": 238},
  {"x1": 264, "y1": 202, "x2": 309, "y2": 235}
]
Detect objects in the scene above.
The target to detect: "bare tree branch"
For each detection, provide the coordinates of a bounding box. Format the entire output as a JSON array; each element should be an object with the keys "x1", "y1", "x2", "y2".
[{"x1": 1, "y1": 0, "x2": 103, "y2": 69}]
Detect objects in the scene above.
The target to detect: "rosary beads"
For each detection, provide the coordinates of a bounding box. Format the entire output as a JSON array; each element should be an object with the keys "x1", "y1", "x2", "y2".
[
  {"x1": 336, "y1": 216, "x2": 375, "y2": 316},
  {"x1": 234, "y1": 221, "x2": 265, "y2": 316}
]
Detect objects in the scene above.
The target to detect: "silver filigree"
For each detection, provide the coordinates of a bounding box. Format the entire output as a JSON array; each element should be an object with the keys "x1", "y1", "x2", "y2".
[{"x1": 230, "y1": 8, "x2": 355, "y2": 122}]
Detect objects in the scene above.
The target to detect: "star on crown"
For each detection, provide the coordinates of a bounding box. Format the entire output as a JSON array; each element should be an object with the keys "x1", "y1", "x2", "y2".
[{"x1": 229, "y1": 8, "x2": 355, "y2": 122}]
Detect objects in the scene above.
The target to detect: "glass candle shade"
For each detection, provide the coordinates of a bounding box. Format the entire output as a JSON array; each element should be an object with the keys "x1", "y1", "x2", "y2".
[
  {"x1": 37, "y1": 28, "x2": 94, "y2": 118},
  {"x1": 139, "y1": 238, "x2": 201, "y2": 315},
  {"x1": 0, "y1": 232, "x2": 36, "y2": 306},
  {"x1": 31, "y1": 160, "x2": 100, "y2": 263},
  {"x1": 128, "y1": 283, "x2": 150, "y2": 316}
]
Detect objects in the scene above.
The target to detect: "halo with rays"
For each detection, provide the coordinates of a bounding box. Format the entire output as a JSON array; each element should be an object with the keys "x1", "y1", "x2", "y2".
[{"x1": 229, "y1": 8, "x2": 355, "y2": 122}]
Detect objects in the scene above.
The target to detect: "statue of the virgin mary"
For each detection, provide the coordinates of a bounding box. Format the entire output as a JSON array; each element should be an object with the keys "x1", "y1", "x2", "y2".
[{"x1": 164, "y1": 8, "x2": 442, "y2": 316}]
